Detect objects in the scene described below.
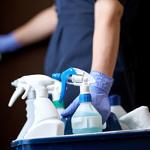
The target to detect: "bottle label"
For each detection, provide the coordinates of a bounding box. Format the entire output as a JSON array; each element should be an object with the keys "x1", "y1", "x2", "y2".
[
  {"x1": 53, "y1": 101, "x2": 64, "y2": 108},
  {"x1": 73, "y1": 127, "x2": 102, "y2": 134}
]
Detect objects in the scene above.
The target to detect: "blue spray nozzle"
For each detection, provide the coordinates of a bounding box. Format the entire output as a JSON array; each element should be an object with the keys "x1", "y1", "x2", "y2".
[
  {"x1": 52, "y1": 73, "x2": 61, "y2": 81},
  {"x1": 52, "y1": 68, "x2": 77, "y2": 102}
]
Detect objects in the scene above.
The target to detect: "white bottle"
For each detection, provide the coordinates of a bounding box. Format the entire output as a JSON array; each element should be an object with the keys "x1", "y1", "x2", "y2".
[
  {"x1": 109, "y1": 95, "x2": 128, "y2": 130},
  {"x1": 24, "y1": 97, "x2": 64, "y2": 139},
  {"x1": 8, "y1": 80, "x2": 35, "y2": 140},
  {"x1": 17, "y1": 91, "x2": 35, "y2": 140},
  {"x1": 109, "y1": 95, "x2": 127, "y2": 119},
  {"x1": 9, "y1": 75, "x2": 64, "y2": 139}
]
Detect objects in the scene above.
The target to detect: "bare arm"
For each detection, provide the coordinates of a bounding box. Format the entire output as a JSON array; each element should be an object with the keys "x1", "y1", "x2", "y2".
[
  {"x1": 91, "y1": 0, "x2": 124, "y2": 77},
  {"x1": 13, "y1": 5, "x2": 58, "y2": 46}
]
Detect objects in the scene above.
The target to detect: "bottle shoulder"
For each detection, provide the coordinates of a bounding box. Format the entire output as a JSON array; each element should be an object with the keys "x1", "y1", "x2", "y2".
[{"x1": 73, "y1": 102, "x2": 101, "y2": 117}]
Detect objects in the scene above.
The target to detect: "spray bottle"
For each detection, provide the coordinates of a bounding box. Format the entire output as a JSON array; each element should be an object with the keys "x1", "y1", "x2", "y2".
[
  {"x1": 52, "y1": 68, "x2": 103, "y2": 134},
  {"x1": 8, "y1": 80, "x2": 35, "y2": 140},
  {"x1": 8, "y1": 75, "x2": 64, "y2": 139},
  {"x1": 47, "y1": 80, "x2": 65, "y2": 116}
]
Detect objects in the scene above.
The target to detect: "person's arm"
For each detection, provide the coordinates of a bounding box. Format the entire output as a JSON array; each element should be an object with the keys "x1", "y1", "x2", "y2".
[
  {"x1": 61, "y1": 0, "x2": 125, "y2": 123},
  {"x1": 13, "y1": 5, "x2": 58, "y2": 46},
  {"x1": 91, "y1": 0, "x2": 124, "y2": 77},
  {"x1": 0, "y1": 5, "x2": 58, "y2": 53}
]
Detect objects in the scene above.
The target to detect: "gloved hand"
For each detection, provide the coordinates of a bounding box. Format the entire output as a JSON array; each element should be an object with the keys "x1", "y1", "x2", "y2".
[
  {"x1": 0, "y1": 33, "x2": 21, "y2": 53},
  {"x1": 61, "y1": 71, "x2": 113, "y2": 124}
]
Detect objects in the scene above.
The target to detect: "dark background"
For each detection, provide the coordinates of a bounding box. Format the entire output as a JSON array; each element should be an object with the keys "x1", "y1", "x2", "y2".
[
  {"x1": 0, "y1": 0, "x2": 53, "y2": 149},
  {"x1": 0, "y1": 0, "x2": 149, "y2": 149}
]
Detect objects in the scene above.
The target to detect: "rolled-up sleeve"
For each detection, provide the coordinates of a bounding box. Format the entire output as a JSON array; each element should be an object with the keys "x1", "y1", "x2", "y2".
[{"x1": 118, "y1": 0, "x2": 127, "y2": 6}]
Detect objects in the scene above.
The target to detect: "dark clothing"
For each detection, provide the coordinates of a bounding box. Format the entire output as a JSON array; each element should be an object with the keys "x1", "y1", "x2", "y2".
[
  {"x1": 44, "y1": 0, "x2": 126, "y2": 75},
  {"x1": 119, "y1": 0, "x2": 127, "y2": 6},
  {"x1": 45, "y1": 0, "x2": 95, "y2": 75},
  {"x1": 45, "y1": 0, "x2": 95, "y2": 106},
  {"x1": 44, "y1": 0, "x2": 138, "y2": 108}
]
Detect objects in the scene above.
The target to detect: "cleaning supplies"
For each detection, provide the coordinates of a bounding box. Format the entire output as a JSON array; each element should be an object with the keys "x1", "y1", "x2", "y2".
[
  {"x1": 8, "y1": 79, "x2": 35, "y2": 140},
  {"x1": 53, "y1": 68, "x2": 102, "y2": 134},
  {"x1": 47, "y1": 80, "x2": 65, "y2": 116},
  {"x1": 109, "y1": 95, "x2": 127, "y2": 119},
  {"x1": 119, "y1": 106, "x2": 150, "y2": 130},
  {"x1": 9, "y1": 75, "x2": 64, "y2": 139}
]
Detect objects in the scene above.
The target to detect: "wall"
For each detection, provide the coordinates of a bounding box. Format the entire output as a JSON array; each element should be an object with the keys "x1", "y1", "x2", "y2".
[{"x1": 0, "y1": 0, "x2": 53, "y2": 149}]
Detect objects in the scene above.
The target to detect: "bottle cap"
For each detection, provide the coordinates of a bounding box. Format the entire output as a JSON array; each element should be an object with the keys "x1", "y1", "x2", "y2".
[{"x1": 109, "y1": 95, "x2": 121, "y2": 106}]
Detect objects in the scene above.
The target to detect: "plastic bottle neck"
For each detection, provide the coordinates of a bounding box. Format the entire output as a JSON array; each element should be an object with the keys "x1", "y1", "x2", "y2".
[
  {"x1": 79, "y1": 94, "x2": 92, "y2": 103},
  {"x1": 79, "y1": 85, "x2": 92, "y2": 103},
  {"x1": 35, "y1": 87, "x2": 48, "y2": 98}
]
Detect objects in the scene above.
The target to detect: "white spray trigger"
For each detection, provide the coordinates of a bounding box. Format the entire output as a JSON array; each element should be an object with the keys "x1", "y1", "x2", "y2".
[
  {"x1": 22, "y1": 85, "x2": 31, "y2": 99},
  {"x1": 8, "y1": 79, "x2": 31, "y2": 107},
  {"x1": 8, "y1": 87, "x2": 24, "y2": 107},
  {"x1": 11, "y1": 80, "x2": 19, "y2": 87},
  {"x1": 67, "y1": 68, "x2": 95, "y2": 86}
]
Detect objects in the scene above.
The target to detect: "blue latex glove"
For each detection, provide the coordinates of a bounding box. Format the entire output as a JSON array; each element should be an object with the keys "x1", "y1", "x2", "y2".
[
  {"x1": 0, "y1": 33, "x2": 21, "y2": 53},
  {"x1": 61, "y1": 71, "x2": 113, "y2": 123}
]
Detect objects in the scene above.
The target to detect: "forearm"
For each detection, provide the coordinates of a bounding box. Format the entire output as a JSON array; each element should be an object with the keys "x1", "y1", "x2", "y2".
[
  {"x1": 91, "y1": 0, "x2": 124, "y2": 77},
  {"x1": 13, "y1": 5, "x2": 58, "y2": 46}
]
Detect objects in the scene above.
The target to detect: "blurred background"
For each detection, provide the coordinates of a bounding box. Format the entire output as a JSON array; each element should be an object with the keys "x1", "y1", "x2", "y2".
[{"x1": 0, "y1": 0, "x2": 149, "y2": 149}]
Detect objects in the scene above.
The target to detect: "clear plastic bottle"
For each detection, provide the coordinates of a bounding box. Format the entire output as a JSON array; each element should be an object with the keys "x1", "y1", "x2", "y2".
[
  {"x1": 71, "y1": 86, "x2": 102, "y2": 134},
  {"x1": 72, "y1": 98, "x2": 102, "y2": 134}
]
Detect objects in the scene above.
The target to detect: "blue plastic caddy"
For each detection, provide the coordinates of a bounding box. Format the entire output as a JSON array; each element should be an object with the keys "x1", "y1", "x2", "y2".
[{"x1": 11, "y1": 129, "x2": 150, "y2": 150}]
